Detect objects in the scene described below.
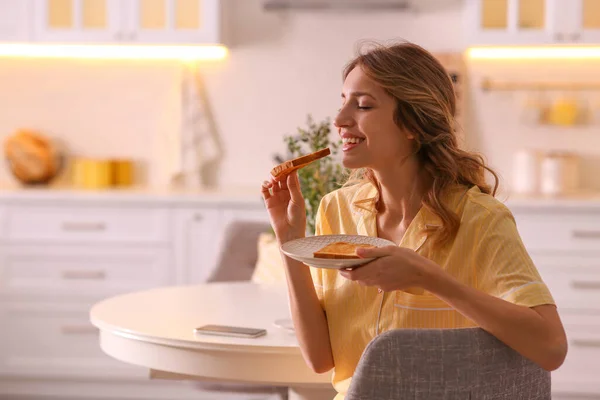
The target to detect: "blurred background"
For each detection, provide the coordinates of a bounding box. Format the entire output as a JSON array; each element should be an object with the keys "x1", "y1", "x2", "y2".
[{"x1": 0, "y1": 0, "x2": 599, "y2": 400}]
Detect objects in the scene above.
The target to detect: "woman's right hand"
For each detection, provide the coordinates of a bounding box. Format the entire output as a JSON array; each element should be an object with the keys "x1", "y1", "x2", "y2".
[{"x1": 261, "y1": 171, "x2": 307, "y2": 244}]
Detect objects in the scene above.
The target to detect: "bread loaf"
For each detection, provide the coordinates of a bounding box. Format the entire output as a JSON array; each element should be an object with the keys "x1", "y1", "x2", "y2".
[{"x1": 4, "y1": 130, "x2": 58, "y2": 184}]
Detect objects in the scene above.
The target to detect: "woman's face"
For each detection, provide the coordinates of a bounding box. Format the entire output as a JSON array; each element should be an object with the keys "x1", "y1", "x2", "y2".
[{"x1": 334, "y1": 66, "x2": 414, "y2": 171}]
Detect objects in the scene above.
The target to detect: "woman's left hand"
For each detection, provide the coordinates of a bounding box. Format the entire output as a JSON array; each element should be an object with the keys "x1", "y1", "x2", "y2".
[{"x1": 338, "y1": 246, "x2": 436, "y2": 292}]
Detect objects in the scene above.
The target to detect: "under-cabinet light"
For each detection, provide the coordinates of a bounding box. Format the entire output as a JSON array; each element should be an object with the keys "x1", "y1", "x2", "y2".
[
  {"x1": 468, "y1": 46, "x2": 600, "y2": 60},
  {"x1": 0, "y1": 44, "x2": 228, "y2": 60}
]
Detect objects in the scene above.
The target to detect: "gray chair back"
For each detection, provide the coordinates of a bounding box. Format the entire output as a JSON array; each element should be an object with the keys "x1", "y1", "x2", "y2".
[
  {"x1": 346, "y1": 327, "x2": 551, "y2": 400},
  {"x1": 207, "y1": 219, "x2": 271, "y2": 283}
]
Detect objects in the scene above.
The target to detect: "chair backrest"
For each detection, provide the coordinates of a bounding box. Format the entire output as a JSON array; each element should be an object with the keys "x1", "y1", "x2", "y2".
[
  {"x1": 207, "y1": 220, "x2": 271, "y2": 283},
  {"x1": 345, "y1": 327, "x2": 551, "y2": 400}
]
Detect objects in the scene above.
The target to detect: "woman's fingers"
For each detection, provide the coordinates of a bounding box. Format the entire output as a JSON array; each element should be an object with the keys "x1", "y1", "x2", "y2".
[
  {"x1": 287, "y1": 171, "x2": 304, "y2": 204},
  {"x1": 261, "y1": 180, "x2": 272, "y2": 200}
]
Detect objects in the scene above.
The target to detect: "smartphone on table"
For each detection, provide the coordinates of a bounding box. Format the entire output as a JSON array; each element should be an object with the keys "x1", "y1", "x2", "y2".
[{"x1": 193, "y1": 324, "x2": 267, "y2": 338}]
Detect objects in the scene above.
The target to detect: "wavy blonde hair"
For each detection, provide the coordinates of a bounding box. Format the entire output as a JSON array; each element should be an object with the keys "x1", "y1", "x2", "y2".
[{"x1": 342, "y1": 41, "x2": 499, "y2": 247}]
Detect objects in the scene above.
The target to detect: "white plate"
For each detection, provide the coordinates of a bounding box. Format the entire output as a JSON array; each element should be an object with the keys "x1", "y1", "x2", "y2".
[{"x1": 280, "y1": 234, "x2": 396, "y2": 269}]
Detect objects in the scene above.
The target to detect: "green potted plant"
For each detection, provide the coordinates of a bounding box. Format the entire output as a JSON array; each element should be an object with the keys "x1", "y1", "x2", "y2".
[
  {"x1": 273, "y1": 115, "x2": 347, "y2": 235},
  {"x1": 251, "y1": 116, "x2": 347, "y2": 285}
]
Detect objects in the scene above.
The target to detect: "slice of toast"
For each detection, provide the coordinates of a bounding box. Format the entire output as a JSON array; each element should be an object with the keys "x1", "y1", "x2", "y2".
[
  {"x1": 313, "y1": 241, "x2": 376, "y2": 259},
  {"x1": 270, "y1": 147, "x2": 331, "y2": 179}
]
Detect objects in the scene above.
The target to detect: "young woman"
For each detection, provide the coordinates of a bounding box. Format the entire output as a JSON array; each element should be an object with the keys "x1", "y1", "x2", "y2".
[{"x1": 261, "y1": 41, "x2": 567, "y2": 400}]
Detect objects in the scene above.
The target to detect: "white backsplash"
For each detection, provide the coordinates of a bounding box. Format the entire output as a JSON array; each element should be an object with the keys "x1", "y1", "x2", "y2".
[{"x1": 0, "y1": 0, "x2": 599, "y2": 193}]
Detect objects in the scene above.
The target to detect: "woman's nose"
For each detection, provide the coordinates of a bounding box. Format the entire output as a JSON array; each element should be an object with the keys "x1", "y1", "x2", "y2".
[{"x1": 334, "y1": 106, "x2": 353, "y2": 129}]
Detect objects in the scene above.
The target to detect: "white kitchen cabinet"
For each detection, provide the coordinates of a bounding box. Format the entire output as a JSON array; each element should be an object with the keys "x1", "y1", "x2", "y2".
[
  {"x1": 32, "y1": 0, "x2": 124, "y2": 43},
  {"x1": 29, "y1": 0, "x2": 221, "y2": 44},
  {"x1": 509, "y1": 201, "x2": 600, "y2": 398},
  {"x1": 126, "y1": 0, "x2": 221, "y2": 44},
  {"x1": 0, "y1": 0, "x2": 31, "y2": 41},
  {"x1": 0, "y1": 301, "x2": 146, "y2": 380},
  {"x1": 467, "y1": 0, "x2": 600, "y2": 45},
  {"x1": 0, "y1": 191, "x2": 268, "y2": 399},
  {"x1": 570, "y1": 0, "x2": 600, "y2": 43},
  {"x1": 0, "y1": 245, "x2": 173, "y2": 299},
  {"x1": 173, "y1": 206, "x2": 222, "y2": 284}
]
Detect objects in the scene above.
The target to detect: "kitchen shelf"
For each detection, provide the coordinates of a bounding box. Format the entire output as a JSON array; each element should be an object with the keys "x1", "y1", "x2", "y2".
[{"x1": 481, "y1": 78, "x2": 600, "y2": 92}]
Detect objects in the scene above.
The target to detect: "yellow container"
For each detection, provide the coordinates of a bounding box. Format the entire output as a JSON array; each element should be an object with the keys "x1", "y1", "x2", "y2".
[
  {"x1": 72, "y1": 158, "x2": 112, "y2": 189},
  {"x1": 549, "y1": 97, "x2": 580, "y2": 126},
  {"x1": 110, "y1": 159, "x2": 135, "y2": 187}
]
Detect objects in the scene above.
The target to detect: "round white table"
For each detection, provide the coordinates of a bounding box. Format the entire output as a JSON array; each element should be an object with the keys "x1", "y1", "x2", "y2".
[{"x1": 90, "y1": 282, "x2": 336, "y2": 400}]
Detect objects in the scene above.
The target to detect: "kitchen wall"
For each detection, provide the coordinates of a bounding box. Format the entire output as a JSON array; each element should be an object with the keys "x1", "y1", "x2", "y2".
[{"x1": 1, "y1": 0, "x2": 599, "y2": 193}]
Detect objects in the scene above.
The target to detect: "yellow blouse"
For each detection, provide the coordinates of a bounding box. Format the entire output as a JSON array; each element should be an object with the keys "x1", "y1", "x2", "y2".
[{"x1": 310, "y1": 182, "x2": 555, "y2": 399}]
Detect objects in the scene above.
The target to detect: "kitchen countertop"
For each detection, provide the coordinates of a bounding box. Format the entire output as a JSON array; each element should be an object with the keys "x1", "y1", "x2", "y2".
[
  {"x1": 1, "y1": 182, "x2": 599, "y2": 209},
  {"x1": 0, "y1": 182, "x2": 264, "y2": 206}
]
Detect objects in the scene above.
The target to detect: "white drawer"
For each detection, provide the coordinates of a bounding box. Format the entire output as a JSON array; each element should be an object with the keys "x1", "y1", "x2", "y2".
[
  {"x1": 0, "y1": 302, "x2": 145, "y2": 380},
  {"x1": 552, "y1": 314, "x2": 600, "y2": 395},
  {"x1": 513, "y1": 211, "x2": 600, "y2": 252},
  {"x1": 532, "y1": 254, "x2": 600, "y2": 311},
  {"x1": 5, "y1": 204, "x2": 171, "y2": 244},
  {"x1": 0, "y1": 245, "x2": 173, "y2": 299}
]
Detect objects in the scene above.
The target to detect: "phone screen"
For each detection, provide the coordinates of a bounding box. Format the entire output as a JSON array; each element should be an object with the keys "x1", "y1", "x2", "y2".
[{"x1": 193, "y1": 324, "x2": 267, "y2": 338}]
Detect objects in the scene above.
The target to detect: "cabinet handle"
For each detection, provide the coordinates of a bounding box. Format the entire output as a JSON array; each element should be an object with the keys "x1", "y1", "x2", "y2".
[
  {"x1": 570, "y1": 281, "x2": 600, "y2": 290},
  {"x1": 61, "y1": 222, "x2": 106, "y2": 232},
  {"x1": 555, "y1": 32, "x2": 564, "y2": 41},
  {"x1": 194, "y1": 214, "x2": 203, "y2": 221},
  {"x1": 129, "y1": 32, "x2": 137, "y2": 40},
  {"x1": 572, "y1": 230, "x2": 600, "y2": 240},
  {"x1": 62, "y1": 270, "x2": 106, "y2": 280},
  {"x1": 572, "y1": 339, "x2": 600, "y2": 348},
  {"x1": 570, "y1": 33, "x2": 581, "y2": 42},
  {"x1": 61, "y1": 325, "x2": 98, "y2": 335},
  {"x1": 115, "y1": 31, "x2": 124, "y2": 40}
]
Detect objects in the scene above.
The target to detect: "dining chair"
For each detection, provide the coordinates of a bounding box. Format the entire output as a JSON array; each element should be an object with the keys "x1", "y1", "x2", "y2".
[{"x1": 345, "y1": 327, "x2": 551, "y2": 400}]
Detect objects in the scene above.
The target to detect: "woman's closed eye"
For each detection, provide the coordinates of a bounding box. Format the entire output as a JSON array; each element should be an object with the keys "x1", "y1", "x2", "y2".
[{"x1": 358, "y1": 105, "x2": 373, "y2": 110}]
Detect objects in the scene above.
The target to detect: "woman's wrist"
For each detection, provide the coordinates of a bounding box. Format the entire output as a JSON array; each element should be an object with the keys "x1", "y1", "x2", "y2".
[{"x1": 276, "y1": 231, "x2": 305, "y2": 245}]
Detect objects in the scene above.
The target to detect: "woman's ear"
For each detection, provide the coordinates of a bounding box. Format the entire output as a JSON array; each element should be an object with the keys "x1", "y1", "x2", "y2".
[{"x1": 404, "y1": 129, "x2": 416, "y2": 141}]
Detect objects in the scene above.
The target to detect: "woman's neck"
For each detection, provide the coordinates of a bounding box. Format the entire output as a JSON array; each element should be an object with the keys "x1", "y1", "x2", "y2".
[{"x1": 373, "y1": 160, "x2": 431, "y2": 223}]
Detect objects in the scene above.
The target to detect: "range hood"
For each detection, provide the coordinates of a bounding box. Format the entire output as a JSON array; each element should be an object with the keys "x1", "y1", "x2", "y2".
[{"x1": 263, "y1": 0, "x2": 412, "y2": 11}]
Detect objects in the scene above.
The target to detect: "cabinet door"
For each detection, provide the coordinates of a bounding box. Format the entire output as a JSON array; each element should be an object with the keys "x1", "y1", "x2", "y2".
[
  {"x1": 571, "y1": 0, "x2": 600, "y2": 43},
  {"x1": 0, "y1": 0, "x2": 31, "y2": 41},
  {"x1": 32, "y1": 0, "x2": 124, "y2": 43},
  {"x1": 0, "y1": 301, "x2": 147, "y2": 379},
  {"x1": 125, "y1": 0, "x2": 220, "y2": 44},
  {"x1": 174, "y1": 207, "x2": 222, "y2": 285},
  {"x1": 468, "y1": 0, "x2": 558, "y2": 45}
]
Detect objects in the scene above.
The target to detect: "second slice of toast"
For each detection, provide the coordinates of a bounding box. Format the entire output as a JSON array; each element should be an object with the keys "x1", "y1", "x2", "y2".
[{"x1": 313, "y1": 241, "x2": 376, "y2": 259}]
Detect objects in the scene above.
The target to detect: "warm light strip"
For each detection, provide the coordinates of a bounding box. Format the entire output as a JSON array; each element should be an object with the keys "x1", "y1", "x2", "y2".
[
  {"x1": 468, "y1": 46, "x2": 600, "y2": 60},
  {"x1": 0, "y1": 44, "x2": 227, "y2": 60}
]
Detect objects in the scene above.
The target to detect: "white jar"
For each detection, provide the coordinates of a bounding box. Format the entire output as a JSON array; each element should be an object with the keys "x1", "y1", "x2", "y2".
[
  {"x1": 540, "y1": 152, "x2": 580, "y2": 196},
  {"x1": 512, "y1": 149, "x2": 541, "y2": 195}
]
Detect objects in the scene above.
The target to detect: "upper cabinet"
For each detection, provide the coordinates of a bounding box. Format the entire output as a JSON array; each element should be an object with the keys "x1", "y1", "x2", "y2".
[
  {"x1": 126, "y1": 0, "x2": 220, "y2": 44},
  {"x1": 467, "y1": 0, "x2": 600, "y2": 45},
  {"x1": 33, "y1": 0, "x2": 123, "y2": 43},
  {"x1": 0, "y1": 0, "x2": 31, "y2": 41},
  {"x1": 0, "y1": 0, "x2": 221, "y2": 44}
]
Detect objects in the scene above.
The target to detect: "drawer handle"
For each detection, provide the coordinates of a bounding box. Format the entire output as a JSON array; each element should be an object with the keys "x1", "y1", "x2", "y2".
[
  {"x1": 571, "y1": 281, "x2": 600, "y2": 290},
  {"x1": 61, "y1": 222, "x2": 106, "y2": 231},
  {"x1": 572, "y1": 339, "x2": 600, "y2": 348},
  {"x1": 572, "y1": 230, "x2": 600, "y2": 239},
  {"x1": 61, "y1": 325, "x2": 98, "y2": 335},
  {"x1": 62, "y1": 270, "x2": 106, "y2": 280}
]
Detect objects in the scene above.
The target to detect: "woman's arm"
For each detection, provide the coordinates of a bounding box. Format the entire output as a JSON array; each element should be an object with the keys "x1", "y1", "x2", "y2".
[
  {"x1": 342, "y1": 246, "x2": 568, "y2": 371},
  {"x1": 423, "y1": 265, "x2": 568, "y2": 371},
  {"x1": 261, "y1": 172, "x2": 334, "y2": 374},
  {"x1": 281, "y1": 255, "x2": 335, "y2": 374}
]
